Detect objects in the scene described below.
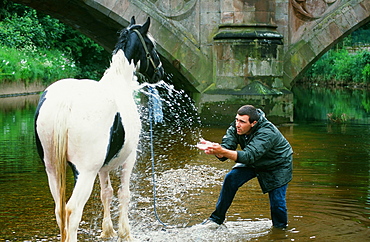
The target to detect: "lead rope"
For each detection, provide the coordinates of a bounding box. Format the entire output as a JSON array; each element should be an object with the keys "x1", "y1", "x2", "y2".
[{"x1": 147, "y1": 86, "x2": 167, "y2": 227}]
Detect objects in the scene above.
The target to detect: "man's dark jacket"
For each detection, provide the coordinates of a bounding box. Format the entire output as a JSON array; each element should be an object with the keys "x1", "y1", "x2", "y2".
[{"x1": 219, "y1": 109, "x2": 293, "y2": 193}]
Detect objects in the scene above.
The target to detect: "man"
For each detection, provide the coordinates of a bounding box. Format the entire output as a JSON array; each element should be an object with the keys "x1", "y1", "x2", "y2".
[{"x1": 197, "y1": 105, "x2": 293, "y2": 229}]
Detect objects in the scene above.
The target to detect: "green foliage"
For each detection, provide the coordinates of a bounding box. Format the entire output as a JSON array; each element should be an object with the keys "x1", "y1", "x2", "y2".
[
  {"x1": 351, "y1": 23, "x2": 370, "y2": 45},
  {"x1": 304, "y1": 52, "x2": 334, "y2": 82},
  {"x1": 0, "y1": 45, "x2": 78, "y2": 84},
  {"x1": 303, "y1": 22, "x2": 370, "y2": 84},
  {"x1": 0, "y1": 4, "x2": 65, "y2": 49},
  {"x1": 57, "y1": 30, "x2": 110, "y2": 79},
  {"x1": 331, "y1": 50, "x2": 355, "y2": 82},
  {"x1": 304, "y1": 49, "x2": 370, "y2": 84},
  {"x1": 363, "y1": 64, "x2": 370, "y2": 83},
  {"x1": 0, "y1": 1, "x2": 110, "y2": 84}
]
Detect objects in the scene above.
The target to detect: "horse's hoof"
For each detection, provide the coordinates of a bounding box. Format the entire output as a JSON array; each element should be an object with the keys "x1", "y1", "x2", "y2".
[
  {"x1": 117, "y1": 233, "x2": 133, "y2": 242},
  {"x1": 99, "y1": 230, "x2": 117, "y2": 239}
]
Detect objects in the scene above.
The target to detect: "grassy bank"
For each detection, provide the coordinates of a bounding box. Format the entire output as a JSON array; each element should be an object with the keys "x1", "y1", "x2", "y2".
[{"x1": 0, "y1": 46, "x2": 78, "y2": 85}]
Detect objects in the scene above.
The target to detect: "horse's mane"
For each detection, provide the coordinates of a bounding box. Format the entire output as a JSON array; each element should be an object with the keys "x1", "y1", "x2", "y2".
[{"x1": 100, "y1": 50, "x2": 136, "y2": 84}]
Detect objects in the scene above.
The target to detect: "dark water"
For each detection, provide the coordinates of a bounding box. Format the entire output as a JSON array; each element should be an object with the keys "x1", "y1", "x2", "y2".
[{"x1": 0, "y1": 87, "x2": 369, "y2": 241}]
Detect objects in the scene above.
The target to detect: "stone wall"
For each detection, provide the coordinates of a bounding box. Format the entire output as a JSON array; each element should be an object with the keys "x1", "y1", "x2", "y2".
[{"x1": 0, "y1": 82, "x2": 46, "y2": 97}]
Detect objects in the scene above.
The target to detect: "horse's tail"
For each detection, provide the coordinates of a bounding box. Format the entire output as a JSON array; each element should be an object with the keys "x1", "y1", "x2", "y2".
[{"x1": 53, "y1": 104, "x2": 69, "y2": 242}]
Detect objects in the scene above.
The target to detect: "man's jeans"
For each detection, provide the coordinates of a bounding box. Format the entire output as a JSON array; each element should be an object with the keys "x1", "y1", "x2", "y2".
[{"x1": 209, "y1": 167, "x2": 288, "y2": 228}]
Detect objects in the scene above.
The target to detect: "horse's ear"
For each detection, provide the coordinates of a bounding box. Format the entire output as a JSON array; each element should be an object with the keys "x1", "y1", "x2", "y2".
[
  {"x1": 140, "y1": 17, "x2": 150, "y2": 35},
  {"x1": 130, "y1": 16, "x2": 135, "y2": 27}
]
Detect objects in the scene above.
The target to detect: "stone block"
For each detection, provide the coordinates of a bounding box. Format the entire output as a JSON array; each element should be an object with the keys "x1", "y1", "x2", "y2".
[
  {"x1": 254, "y1": 11, "x2": 271, "y2": 24},
  {"x1": 109, "y1": 0, "x2": 132, "y2": 25},
  {"x1": 85, "y1": 0, "x2": 113, "y2": 16},
  {"x1": 336, "y1": 11, "x2": 352, "y2": 33},
  {"x1": 353, "y1": 1, "x2": 368, "y2": 21},
  {"x1": 241, "y1": 11, "x2": 257, "y2": 24},
  {"x1": 215, "y1": 76, "x2": 245, "y2": 89},
  {"x1": 341, "y1": 6, "x2": 358, "y2": 28},
  {"x1": 222, "y1": 12, "x2": 234, "y2": 24},
  {"x1": 315, "y1": 27, "x2": 333, "y2": 47},
  {"x1": 200, "y1": 24, "x2": 219, "y2": 43},
  {"x1": 233, "y1": 0, "x2": 244, "y2": 12},
  {"x1": 360, "y1": 0, "x2": 370, "y2": 10},
  {"x1": 328, "y1": 21, "x2": 344, "y2": 42},
  {"x1": 255, "y1": 0, "x2": 270, "y2": 12},
  {"x1": 307, "y1": 36, "x2": 325, "y2": 56},
  {"x1": 221, "y1": 0, "x2": 236, "y2": 12},
  {"x1": 200, "y1": 11, "x2": 220, "y2": 25},
  {"x1": 199, "y1": 0, "x2": 220, "y2": 12}
]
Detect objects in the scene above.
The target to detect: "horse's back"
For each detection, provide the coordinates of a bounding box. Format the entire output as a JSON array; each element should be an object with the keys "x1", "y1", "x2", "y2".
[
  {"x1": 35, "y1": 78, "x2": 140, "y2": 171},
  {"x1": 37, "y1": 79, "x2": 116, "y2": 135}
]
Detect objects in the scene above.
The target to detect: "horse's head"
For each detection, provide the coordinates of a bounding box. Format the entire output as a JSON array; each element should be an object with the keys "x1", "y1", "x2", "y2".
[{"x1": 113, "y1": 16, "x2": 164, "y2": 83}]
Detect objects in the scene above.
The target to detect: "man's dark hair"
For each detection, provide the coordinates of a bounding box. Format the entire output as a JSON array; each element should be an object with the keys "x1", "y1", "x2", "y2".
[{"x1": 237, "y1": 105, "x2": 259, "y2": 122}]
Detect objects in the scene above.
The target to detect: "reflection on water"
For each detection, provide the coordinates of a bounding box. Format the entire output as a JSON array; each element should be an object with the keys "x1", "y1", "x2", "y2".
[
  {"x1": 0, "y1": 95, "x2": 41, "y2": 174},
  {"x1": 1, "y1": 88, "x2": 370, "y2": 241},
  {"x1": 293, "y1": 85, "x2": 370, "y2": 123}
]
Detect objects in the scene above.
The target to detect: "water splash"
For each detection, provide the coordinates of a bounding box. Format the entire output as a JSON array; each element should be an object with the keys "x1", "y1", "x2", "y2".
[
  {"x1": 137, "y1": 80, "x2": 202, "y2": 166},
  {"x1": 138, "y1": 80, "x2": 201, "y2": 128},
  {"x1": 145, "y1": 85, "x2": 164, "y2": 124}
]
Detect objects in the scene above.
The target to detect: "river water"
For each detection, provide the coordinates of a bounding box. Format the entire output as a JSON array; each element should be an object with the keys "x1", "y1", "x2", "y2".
[{"x1": 0, "y1": 86, "x2": 369, "y2": 241}]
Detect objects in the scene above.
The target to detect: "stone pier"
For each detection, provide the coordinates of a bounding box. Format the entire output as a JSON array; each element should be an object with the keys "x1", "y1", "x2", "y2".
[{"x1": 199, "y1": 0, "x2": 292, "y2": 124}]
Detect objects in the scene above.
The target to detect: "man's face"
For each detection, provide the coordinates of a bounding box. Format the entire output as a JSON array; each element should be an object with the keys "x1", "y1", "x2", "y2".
[{"x1": 235, "y1": 114, "x2": 257, "y2": 135}]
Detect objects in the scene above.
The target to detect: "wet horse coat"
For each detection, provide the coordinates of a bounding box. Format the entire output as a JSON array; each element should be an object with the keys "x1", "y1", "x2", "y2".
[{"x1": 34, "y1": 17, "x2": 163, "y2": 242}]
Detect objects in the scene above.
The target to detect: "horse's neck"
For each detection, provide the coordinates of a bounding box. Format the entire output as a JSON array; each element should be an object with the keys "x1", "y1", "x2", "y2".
[
  {"x1": 99, "y1": 71, "x2": 138, "y2": 108},
  {"x1": 99, "y1": 60, "x2": 137, "y2": 91},
  {"x1": 100, "y1": 74, "x2": 135, "y2": 90},
  {"x1": 98, "y1": 52, "x2": 139, "y2": 107}
]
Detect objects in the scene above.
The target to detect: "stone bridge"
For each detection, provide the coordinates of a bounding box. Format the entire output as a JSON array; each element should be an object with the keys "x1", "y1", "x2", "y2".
[{"x1": 12, "y1": 0, "x2": 370, "y2": 123}]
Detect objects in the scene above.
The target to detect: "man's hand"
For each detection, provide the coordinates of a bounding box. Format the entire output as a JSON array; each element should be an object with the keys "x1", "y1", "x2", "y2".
[
  {"x1": 196, "y1": 139, "x2": 213, "y2": 150},
  {"x1": 196, "y1": 139, "x2": 237, "y2": 161}
]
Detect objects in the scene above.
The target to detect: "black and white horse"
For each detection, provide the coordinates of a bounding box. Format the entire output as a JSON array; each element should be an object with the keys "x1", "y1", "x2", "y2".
[{"x1": 34, "y1": 17, "x2": 163, "y2": 242}]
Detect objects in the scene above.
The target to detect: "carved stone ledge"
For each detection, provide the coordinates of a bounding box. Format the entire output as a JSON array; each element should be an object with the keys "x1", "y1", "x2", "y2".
[{"x1": 291, "y1": 0, "x2": 341, "y2": 21}]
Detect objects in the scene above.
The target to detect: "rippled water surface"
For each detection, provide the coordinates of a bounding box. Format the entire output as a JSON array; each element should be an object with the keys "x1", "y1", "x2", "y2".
[{"x1": 1, "y1": 93, "x2": 369, "y2": 241}]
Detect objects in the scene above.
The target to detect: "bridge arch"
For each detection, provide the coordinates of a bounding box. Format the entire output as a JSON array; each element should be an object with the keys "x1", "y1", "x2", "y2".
[{"x1": 284, "y1": 0, "x2": 370, "y2": 87}]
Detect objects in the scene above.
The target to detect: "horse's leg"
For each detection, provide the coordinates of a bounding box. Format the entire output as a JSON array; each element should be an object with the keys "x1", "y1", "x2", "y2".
[
  {"x1": 117, "y1": 153, "x2": 136, "y2": 242},
  {"x1": 65, "y1": 171, "x2": 98, "y2": 242},
  {"x1": 98, "y1": 170, "x2": 117, "y2": 238}
]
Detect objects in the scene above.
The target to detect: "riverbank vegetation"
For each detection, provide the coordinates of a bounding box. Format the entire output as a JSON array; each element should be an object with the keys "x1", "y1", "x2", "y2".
[
  {"x1": 0, "y1": 1, "x2": 110, "y2": 85},
  {"x1": 1, "y1": 46, "x2": 78, "y2": 84},
  {"x1": 300, "y1": 23, "x2": 370, "y2": 86}
]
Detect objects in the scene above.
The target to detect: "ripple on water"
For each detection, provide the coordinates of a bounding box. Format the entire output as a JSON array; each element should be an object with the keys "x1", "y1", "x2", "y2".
[{"x1": 132, "y1": 220, "x2": 272, "y2": 242}]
